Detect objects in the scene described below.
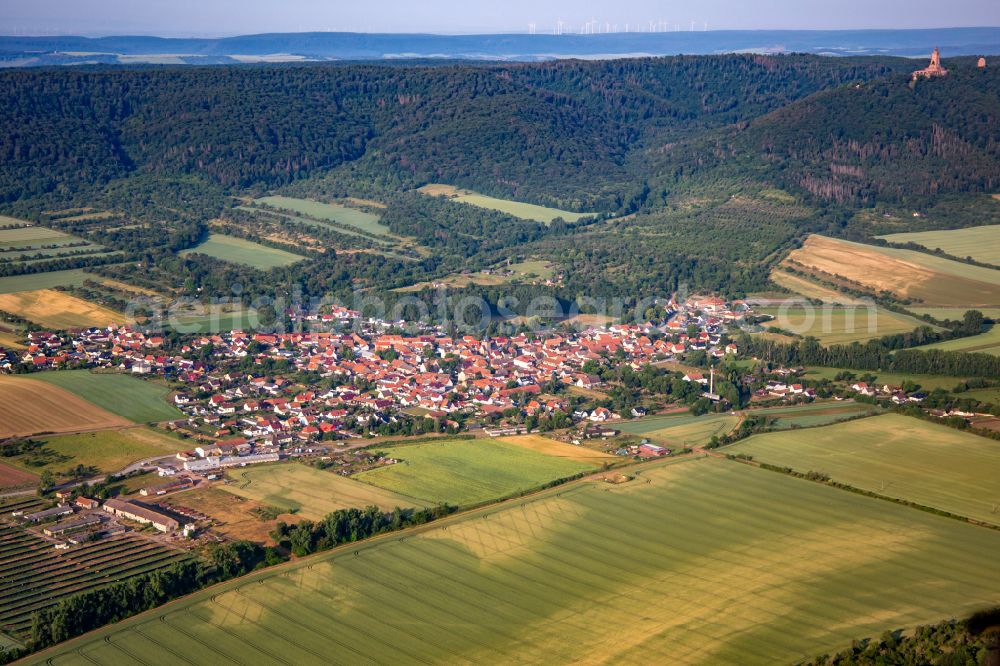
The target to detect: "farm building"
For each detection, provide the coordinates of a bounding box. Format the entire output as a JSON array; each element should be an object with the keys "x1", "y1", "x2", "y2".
[
  {"x1": 43, "y1": 515, "x2": 102, "y2": 537},
  {"x1": 21, "y1": 505, "x2": 74, "y2": 522},
  {"x1": 103, "y1": 499, "x2": 180, "y2": 532},
  {"x1": 140, "y1": 478, "x2": 194, "y2": 496}
]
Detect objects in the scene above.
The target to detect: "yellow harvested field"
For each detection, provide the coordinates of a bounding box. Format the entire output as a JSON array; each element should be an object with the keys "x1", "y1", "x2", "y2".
[
  {"x1": 784, "y1": 235, "x2": 1000, "y2": 306},
  {"x1": 770, "y1": 268, "x2": 861, "y2": 303},
  {"x1": 0, "y1": 375, "x2": 131, "y2": 438},
  {"x1": 500, "y1": 434, "x2": 619, "y2": 465},
  {"x1": 0, "y1": 289, "x2": 127, "y2": 329}
]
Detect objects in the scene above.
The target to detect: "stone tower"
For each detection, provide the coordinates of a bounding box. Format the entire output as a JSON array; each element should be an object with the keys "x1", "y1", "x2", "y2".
[{"x1": 912, "y1": 47, "x2": 949, "y2": 80}]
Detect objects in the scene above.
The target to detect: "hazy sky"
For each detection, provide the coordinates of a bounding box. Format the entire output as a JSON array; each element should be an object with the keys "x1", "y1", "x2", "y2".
[{"x1": 2, "y1": 0, "x2": 999, "y2": 37}]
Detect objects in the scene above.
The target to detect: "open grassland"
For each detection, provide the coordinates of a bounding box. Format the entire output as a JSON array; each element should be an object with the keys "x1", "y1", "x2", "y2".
[
  {"x1": 499, "y1": 434, "x2": 619, "y2": 466},
  {"x1": 418, "y1": 183, "x2": 588, "y2": 224},
  {"x1": 915, "y1": 324, "x2": 1000, "y2": 356},
  {"x1": 0, "y1": 376, "x2": 130, "y2": 439},
  {"x1": 354, "y1": 438, "x2": 597, "y2": 506},
  {"x1": 758, "y1": 304, "x2": 929, "y2": 345},
  {"x1": 878, "y1": 225, "x2": 1000, "y2": 265},
  {"x1": 802, "y1": 366, "x2": 971, "y2": 391},
  {"x1": 617, "y1": 413, "x2": 740, "y2": 447},
  {"x1": 0, "y1": 225, "x2": 109, "y2": 265},
  {"x1": 744, "y1": 401, "x2": 880, "y2": 428},
  {"x1": 0, "y1": 463, "x2": 37, "y2": 491},
  {"x1": 908, "y1": 307, "x2": 1000, "y2": 320},
  {"x1": 31, "y1": 371, "x2": 181, "y2": 423},
  {"x1": 784, "y1": 235, "x2": 1000, "y2": 306},
  {"x1": 255, "y1": 195, "x2": 393, "y2": 237},
  {"x1": 0, "y1": 269, "x2": 93, "y2": 294},
  {"x1": 181, "y1": 233, "x2": 304, "y2": 269},
  {"x1": 0, "y1": 289, "x2": 125, "y2": 329},
  {"x1": 29, "y1": 457, "x2": 1000, "y2": 665},
  {"x1": 221, "y1": 464, "x2": 430, "y2": 521},
  {"x1": 395, "y1": 259, "x2": 556, "y2": 292},
  {"x1": 4, "y1": 428, "x2": 183, "y2": 477},
  {"x1": 0, "y1": 527, "x2": 188, "y2": 643},
  {"x1": 727, "y1": 414, "x2": 1000, "y2": 525}
]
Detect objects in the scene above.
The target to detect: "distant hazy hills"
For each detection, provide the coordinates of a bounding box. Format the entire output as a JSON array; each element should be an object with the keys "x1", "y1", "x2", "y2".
[{"x1": 1, "y1": 28, "x2": 999, "y2": 67}]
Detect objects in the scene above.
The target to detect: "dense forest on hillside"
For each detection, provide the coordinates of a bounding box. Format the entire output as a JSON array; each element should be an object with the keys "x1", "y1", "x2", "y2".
[
  {"x1": 677, "y1": 58, "x2": 1000, "y2": 207},
  {"x1": 1, "y1": 54, "x2": 997, "y2": 308},
  {"x1": 0, "y1": 55, "x2": 911, "y2": 207}
]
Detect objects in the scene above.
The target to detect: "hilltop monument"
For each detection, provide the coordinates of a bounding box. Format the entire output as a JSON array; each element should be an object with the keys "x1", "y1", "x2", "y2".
[{"x1": 912, "y1": 47, "x2": 949, "y2": 80}]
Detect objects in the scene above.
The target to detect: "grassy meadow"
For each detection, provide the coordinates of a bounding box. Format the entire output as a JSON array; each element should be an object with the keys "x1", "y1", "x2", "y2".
[
  {"x1": 617, "y1": 412, "x2": 740, "y2": 446},
  {"x1": 28, "y1": 457, "x2": 1000, "y2": 665},
  {"x1": 395, "y1": 259, "x2": 556, "y2": 292},
  {"x1": 908, "y1": 307, "x2": 1000, "y2": 320},
  {"x1": 181, "y1": 233, "x2": 305, "y2": 269},
  {"x1": 255, "y1": 195, "x2": 393, "y2": 236},
  {"x1": 744, "y1": 402, "x2": 880, "y2": 429},
  {"x1": 914, "y1": 324, "x2": 1000, "y2": 356},
  {"x1": 727, "y1": 414, "x2": 1000, "y2": 525},
  {"x1": 221, "y1": 464, "x2": 429, "y2": 521},
  {"x1": 353, "y1": 438, "x2": 598, "y2": 506},
  {"x1": 31, "y1": 371, "x2": 181, "y2": 423},
  {"x1": 418, "y1": 183, "x2": 588, "y2": 224},
  {"x1": 784, "y1": 235, "x2": 1000, "y2": 307},
  {"x1": 878, "y1": 224, "x2": 1000, "y2": 265},
  {"x1": 757, "y1": 304, "x2": 930, "y2": 345},
  {"x1": 801, "y1": 366, "x2": 973, "y2": 391},
  {"x1": 0, "y1": 269, "x2": 94, "y2": 294},
  {"x1": 4, "y1": 427, "x2": 183, "y2": 477}
]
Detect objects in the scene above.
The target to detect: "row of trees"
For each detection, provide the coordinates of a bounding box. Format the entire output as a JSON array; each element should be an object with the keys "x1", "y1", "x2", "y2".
[{"x1": 271, "y1": 504, "x2": 456, "y2": 557}]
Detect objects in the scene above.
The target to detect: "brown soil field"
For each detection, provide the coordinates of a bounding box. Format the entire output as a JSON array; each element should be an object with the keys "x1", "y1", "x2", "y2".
[
  {"x1": 0, "y1": 461, "x2": 38, "y2": 490},
  {"x1": 783, "y1": 235, "x2": 1000, "y2": 306},
  {"x1": 163, "y1": 486, "x2": 277, "y2": 544},
  {"x1": 0, "y1": 375, "x2": 131, "y2": 438},
  {"x1": 0, "y1": 289, "x2": 127, "y2": 329}
]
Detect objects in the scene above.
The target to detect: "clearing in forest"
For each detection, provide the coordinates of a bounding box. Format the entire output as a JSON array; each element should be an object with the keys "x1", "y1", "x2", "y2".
[
  {"x1": 181, "y1": 233, "x2": 305, "y2": 269},
  {"x1": 418, "y1": 183, "x2": 588, "y2": 224}
]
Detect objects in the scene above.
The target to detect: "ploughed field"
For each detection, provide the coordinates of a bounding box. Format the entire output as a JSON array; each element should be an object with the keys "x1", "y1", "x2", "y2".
[
  {"x1": 0, "y1": 376, "x2": 131, "y2": 439},
  {"x1": 352, "y1": 437, "x2": 598, "y2": 506},
  {"x1": 726, "y1": 413, "x2": 1000, "y2": 525},
  {"x1": 28, "y1": 457, "x2": 1000, "y2": 665}
]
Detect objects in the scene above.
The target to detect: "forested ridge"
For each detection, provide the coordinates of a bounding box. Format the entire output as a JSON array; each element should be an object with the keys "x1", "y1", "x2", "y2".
[
  {"x1": 0, "y1": 55, "x2": 911, "y2": 207},
  {"x1": 2, "y1": 54, "x2": 998, "y2": 308}
]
